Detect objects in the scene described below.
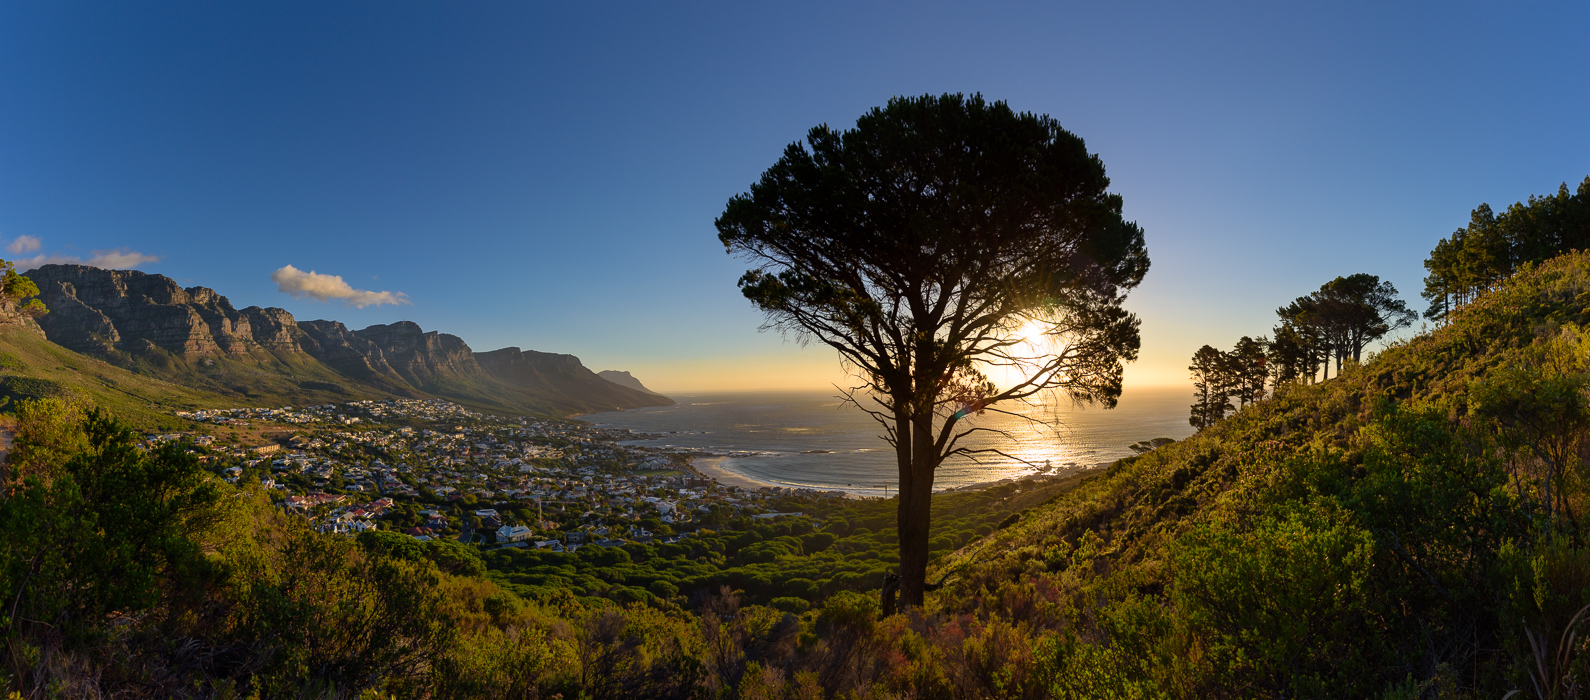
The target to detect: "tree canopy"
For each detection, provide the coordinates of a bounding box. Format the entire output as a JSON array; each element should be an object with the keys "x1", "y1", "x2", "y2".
[
  {"x1": 716, "y1": 93, "x2": 1148, "y2": 606},
  {"x1": 1277, "y1": 273, "x2": 1414, "y2": 379},
  {"x1": 1188, "y1": 345, "x2": 1230, "y2": 429},
  {"x1": 1422, "y1": 177, "x2": 1590, "y2": 320},
  {"x1": 0, "y1": 259, "x2": 45, "y2": 317}
]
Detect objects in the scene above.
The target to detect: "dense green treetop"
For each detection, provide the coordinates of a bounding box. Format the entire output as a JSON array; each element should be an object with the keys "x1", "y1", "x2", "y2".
[
  {"x1": 0, "y1": 258, "x2": 45, "y2": 317},
  {"x1": 1423, "y1": 176, "x2": 1590, "y2": 320}
]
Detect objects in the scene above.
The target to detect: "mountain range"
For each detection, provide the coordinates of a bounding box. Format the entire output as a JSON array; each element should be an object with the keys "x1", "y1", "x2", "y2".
[{"x1": 1, "y1": 264, "x2": 672, "y2": 422}]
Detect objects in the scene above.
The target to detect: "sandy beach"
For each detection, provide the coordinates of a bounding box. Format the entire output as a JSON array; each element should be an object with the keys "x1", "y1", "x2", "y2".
[{"x1": 690, "y1": 455, "x2": 780, "y2": 490}]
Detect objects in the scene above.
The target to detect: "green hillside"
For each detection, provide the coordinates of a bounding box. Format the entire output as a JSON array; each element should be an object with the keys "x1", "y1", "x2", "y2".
[
  {"x1": 0, "y1": 321, "x2": 245, "y2": 429},
  {"x1": 928, "y1": 250, "x2": 1590, "y2": 696}
]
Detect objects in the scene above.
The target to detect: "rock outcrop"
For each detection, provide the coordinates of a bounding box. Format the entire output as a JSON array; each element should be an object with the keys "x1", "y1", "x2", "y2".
[
  {"x1": 597, "y1": 370, "x2": 664, "y2": 396},
  {"x1": 297, "y1": 320, "x2": 400, "y2": 379},
  {"x1": 241, "y1": 306, "x2": 304, "y2": 351},
  {"x1": 352, "y1": 321, "x2": 482, "y2": 388},
  {"x1": 25, "y1": 265, "x2": 302, "y2": 357}
]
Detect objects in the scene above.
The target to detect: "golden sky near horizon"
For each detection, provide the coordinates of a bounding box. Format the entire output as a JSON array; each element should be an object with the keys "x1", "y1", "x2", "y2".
[{"x1": 618, "y1": 345, "x2": 1193, "y2": 394}]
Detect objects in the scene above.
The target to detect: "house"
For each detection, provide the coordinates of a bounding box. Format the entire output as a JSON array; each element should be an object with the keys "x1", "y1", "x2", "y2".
[{"x1": 496, "y1": 524, "x2": 533, "y2": 542}]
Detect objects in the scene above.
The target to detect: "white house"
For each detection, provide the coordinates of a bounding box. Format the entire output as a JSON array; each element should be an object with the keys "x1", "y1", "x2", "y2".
[{"x1": 496, "y1": 524, "x2": 533, "y2": 542}]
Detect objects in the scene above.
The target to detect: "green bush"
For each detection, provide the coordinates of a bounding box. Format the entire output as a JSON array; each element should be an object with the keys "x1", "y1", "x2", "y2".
[
  {"x1": 647, "y1": 579, "x2": 679, "y2": 599},
  {"x1": 769, "y1": 597, "x2": 810, "y2": 614}
]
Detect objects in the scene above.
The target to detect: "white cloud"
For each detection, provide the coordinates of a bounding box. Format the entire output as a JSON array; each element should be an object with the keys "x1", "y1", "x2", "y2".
[
  {"x1": 270, "y1": 265, "x2": 410, "y2": 308},
  {"x1": 84, "y1": 249, "x2": 161, "y2": 268},
  {"x1": 14, "y1": 246, "x2": 161, "y2": 271},
  {"x1": 7, "y1": 236, "x2": 41, "y2": 254}
]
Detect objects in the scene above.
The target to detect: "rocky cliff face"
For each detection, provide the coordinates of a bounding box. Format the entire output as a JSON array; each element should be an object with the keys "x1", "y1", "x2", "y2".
[
  {"x1": 297, "y1": 320, "x2": 400, "y2": 379},
  {"x1": 241, "y1": 306, "x2": 303, "y2": 351},
  {"x1": 352, "y1": 321, "x2": 482, "y2": 387},
  {"x1": 17, "y1": 264, "x2": 671, "y2": 415},
  {"x1": 26, "y1": 265, "x2": 301, "y2": 357}
]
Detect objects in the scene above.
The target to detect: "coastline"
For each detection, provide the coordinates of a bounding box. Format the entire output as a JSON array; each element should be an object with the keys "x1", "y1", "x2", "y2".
[
  {"x1": 689, "y1": 451, "x2": 1111, "y2": 498},
  {"x1": 690, "y1": 455, "x2": 781, "y2": 490}
]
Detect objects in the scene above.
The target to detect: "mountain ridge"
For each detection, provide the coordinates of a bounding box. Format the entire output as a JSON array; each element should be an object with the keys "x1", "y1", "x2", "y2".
[
  {"x1": 19, "y1": 264, "x2": 671, "y2": 416},
  {"x1": 597, "y1": 369, "x2": 664, "y2": 395}
]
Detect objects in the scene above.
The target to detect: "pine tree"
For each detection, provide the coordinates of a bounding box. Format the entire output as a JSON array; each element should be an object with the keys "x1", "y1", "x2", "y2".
[
  {"x1": 1189, "y1": 345, "x2": 1232, "y2": 429},
  {"x1": 1229, "y1": 336, "x2": 1269, "y2": 407}
]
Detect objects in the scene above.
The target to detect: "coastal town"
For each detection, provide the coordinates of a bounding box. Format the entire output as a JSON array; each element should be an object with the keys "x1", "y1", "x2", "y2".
[{"x1": 166, "y1": 398, "x2": 846, "y2": 551}]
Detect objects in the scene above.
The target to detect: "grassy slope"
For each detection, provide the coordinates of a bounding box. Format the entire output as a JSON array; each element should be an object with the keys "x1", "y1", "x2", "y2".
[
  {"x1": 114, "y1": 344, "x2": 402, "y2": 406},
  {"x1": 468, "y1": 350, "x2": 676, "y2": 416},
  {"x1": 93, "y1": 342, "x2": 671, "y2": 419},
  {"x1": 0, "y1": 322, "x2": 245, "y2": 430},
  {"x1": 0, "y1": 319, "x2": 668, "y2": 426},
  {"x1": 935, "y1": 251, "x2": 1590, "y2": 605}
]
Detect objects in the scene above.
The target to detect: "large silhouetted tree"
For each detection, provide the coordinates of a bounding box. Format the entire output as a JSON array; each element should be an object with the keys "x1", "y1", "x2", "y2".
[{"x1": 716, "y1": 94, "x2": 1149, "y2": 608}]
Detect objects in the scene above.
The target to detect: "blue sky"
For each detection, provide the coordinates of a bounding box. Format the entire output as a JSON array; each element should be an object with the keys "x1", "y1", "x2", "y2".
[{"x1": 1, "y1": 1, "x2": 1586, "y2": 391}]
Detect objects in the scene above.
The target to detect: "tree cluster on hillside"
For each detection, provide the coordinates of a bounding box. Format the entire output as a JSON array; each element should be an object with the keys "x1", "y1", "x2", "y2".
[
  {"x1": 1190, "y1": 273, "x2": 1415, "y2": 428},
  {"x1": 1422, "y1": 177, "x2": 1590, "y2": 320},
  {"x1": 934, "y1": 250, "x2": 1590, "y2": 698}
]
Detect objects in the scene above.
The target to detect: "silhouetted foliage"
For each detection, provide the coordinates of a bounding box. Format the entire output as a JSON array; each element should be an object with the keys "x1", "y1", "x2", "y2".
[{"x1": 717, "y1": 93, "x2": 1149, "y2": 606}]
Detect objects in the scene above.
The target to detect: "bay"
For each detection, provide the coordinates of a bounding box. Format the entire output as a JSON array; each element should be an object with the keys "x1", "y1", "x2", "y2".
[{"x1": 577, "y1": 386, "x2": 1196, "y2": 497}]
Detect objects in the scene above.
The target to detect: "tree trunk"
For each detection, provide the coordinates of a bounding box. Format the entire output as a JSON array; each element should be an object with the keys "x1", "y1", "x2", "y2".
[
  {"x1": 896, "y1": 412, "x2": 937, "y2": 610},
  {"x1": 888, "y1": 405, "x2": 913, "y2": 614}
]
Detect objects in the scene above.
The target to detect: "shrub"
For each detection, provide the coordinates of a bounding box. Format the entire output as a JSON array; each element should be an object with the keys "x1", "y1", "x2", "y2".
[{"x1": 769, "y1": 597, "x2": 810, "y2": 614}]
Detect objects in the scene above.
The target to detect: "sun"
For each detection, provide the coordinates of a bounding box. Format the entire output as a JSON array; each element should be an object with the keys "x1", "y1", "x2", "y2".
[{"x1": 1018, "y1": 319, "x2": 1046, "y2": 342}]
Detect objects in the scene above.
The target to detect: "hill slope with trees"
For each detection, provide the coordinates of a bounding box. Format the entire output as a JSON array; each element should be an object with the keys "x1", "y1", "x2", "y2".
[{"x1": 929, "y1": 248, "x2": 1590, "y2": 697}]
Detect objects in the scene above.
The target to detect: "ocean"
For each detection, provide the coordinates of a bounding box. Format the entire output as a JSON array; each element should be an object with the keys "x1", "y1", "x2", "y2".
[{"x1": 576, "y1": 386, "x2": 1196, "y2": 497}]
